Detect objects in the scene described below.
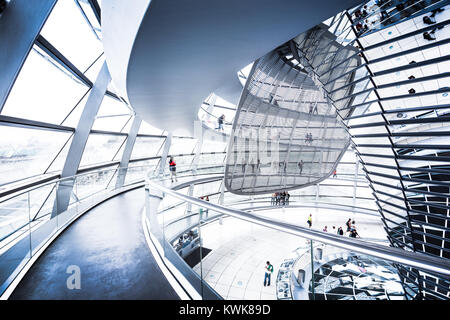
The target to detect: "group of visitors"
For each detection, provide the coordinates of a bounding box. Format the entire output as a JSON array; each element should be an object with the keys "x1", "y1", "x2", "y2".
[
  {"x1": 408, "y1": 7, "x2": 446, "y2": 95},
  {"x1": 262, "y1": 218, "x2": 362, "y2": 286},
  {"x1": 352, "y1": 3, "x2": 376, "y2": 35},
  {"x1": 422, "y1": 8, "x2": 445, "y2": 41},
  {"x1": 271, "y1": 191, "x2": 290, "y2": 206},
  {"x1": 239, "y1": 159, "x2": 328, "y2": 177},
  {"x1": 345, "y1": 218, "x2": 360, "y2": 238},
  {"x1": 307, "y1": 214, "x2": 360, "y2": 238},
  {"x1": 239, "y1": 159, "x2": 309, "y2": 176},
  {"x1": 351, "y1": 2, "x2": 446, "y2": 97},
  {"x1": 352, "y1": 0, "x2": 444, "y2": 36}
]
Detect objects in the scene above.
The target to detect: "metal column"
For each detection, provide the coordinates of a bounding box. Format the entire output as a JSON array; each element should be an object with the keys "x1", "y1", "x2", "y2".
[
  {"x1": 115, "y1": 115, "x2": 142, "y2": 188},
  {"x1": 52, "y1": 62, "x2": 111, "y2": 217},
  {"x1": 191, "y1": 120, "x2": 204, "y2": 172},
  {"x1": 0, "y1": 0, "x2": 57, "y2": 111},
  {"x1": 158, "y1": 132, "x2": 172, "y2": 175}
]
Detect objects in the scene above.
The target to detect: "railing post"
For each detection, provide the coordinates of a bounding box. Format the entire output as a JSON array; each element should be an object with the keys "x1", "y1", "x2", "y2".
[
  {"x1": 158, "y1": 133, "x2": 172, "y2": 176},
  {"x1": 116, "y1": 115, "x2": 142, "y2": 188},
  {"x1": 186, "y1": 184, "x2": 194, "y2": 215},
  {"x1": 192, "y1": 120, "x2": 203, "y2": 173},
  {"x1": 145, "y1": 187, "x2": 151, "y2": 221}
]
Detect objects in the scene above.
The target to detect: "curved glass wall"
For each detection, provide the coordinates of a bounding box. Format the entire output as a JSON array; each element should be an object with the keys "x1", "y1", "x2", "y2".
[{"x1": 289, "y1": 0, "x2": 450, "y2": 299}]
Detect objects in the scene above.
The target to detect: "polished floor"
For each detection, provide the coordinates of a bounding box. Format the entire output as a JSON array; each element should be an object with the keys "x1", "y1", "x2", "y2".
[{"x1": 9, "y1": 188, "x2": 179, "y2": 300}]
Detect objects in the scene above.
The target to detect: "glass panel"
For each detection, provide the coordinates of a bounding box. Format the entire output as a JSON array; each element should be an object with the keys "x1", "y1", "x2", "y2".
[
  {"x1": 60, "y1": 89, "x2": 91, "y2": 127},
  {"x1": 76, "y1": 0, "x2": 101, "y2": 39},
  {"x1": 0, "y1": 125, "x2": 72, "y2": 186},
  {"x1": 138, "y1": 121, "x2": 164, "y2": 135},
  {"x1": 0, "y1": 191, "x2": 31, "y2": 294},
  {"x1": 1, "y1": 46, "x2": 89, "y2": 125},
  {"x1": 92, "y1": 95, "x2": 132, "y2": 132},
  {"x1": 173, "y1": 155, "x2": 194, "y2": 168},
  {"x1": 74, "y1": 166, "x2": 118, "y2": 201},
  {"x1": 29, "y1": 184, "x2": 58, "y2": 256},
  {"x1": 169, "y1": 137, "x2": 198, "y2": 155},
  {"x1": 130, "y1": 136, "x2": 165, "y2": 160},
  {"x1": 45, "y1": 135, "x2": 74, "y2": 174},
  {"x1": 97, "y1": 95, "x2": 131, "y2": 117},
  {"x1": 92, "y1": 115, "x2": 131, "y2": 132},
  {"x1": 307, "y1": 240, "x2": 405, "y2": 300},
  {"x1": 84, "y1": 53, "x2": 105, "y2": 82},
  {"x1": 79, "y1": 133, "x2": 126, "y2": 168},
  {"x1": 32, "y1": 184, "x2": 57, "y2": 222},
  {"x1": 0, "y1": 192, "x2": 30, "y2": 242},
  {"x1": 201, "y1": 139, "x2": 227, "y2": 153},
  {"x1": 124, "y1": 160, "x2": 160, "y2": 185},
  {"x1": 40, "y1": 0, "x2": 103, "y2": 72},
  {"x1": 198, "y1": 153, "x2": 226, "y2": 167}
]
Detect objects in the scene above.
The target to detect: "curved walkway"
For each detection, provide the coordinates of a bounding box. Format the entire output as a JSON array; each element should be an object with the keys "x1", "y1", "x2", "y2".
[{"x1": 9, "y1": 188, "x2": 179, "y2": 300}]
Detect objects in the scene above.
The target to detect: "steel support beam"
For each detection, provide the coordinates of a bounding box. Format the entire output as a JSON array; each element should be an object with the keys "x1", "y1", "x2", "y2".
[
  {"x1": 205, "y1": 94, "x2": 217, "y2": 122},
  {"x1": 87, "y1": 0, "x2": 101, "y2": 25},
  {"x1": 219, "y1": 178, "x2": 225, "y2": 205},
  {"x1": 185, "y1": 184, "x2": 195, "y2": 215},
  {"x1": 115, "y1": 115, "x2": 142, "y2": 188},
  {"x1": 191, "y1": 120, "x2": 203, "y2": 172},
  {"x1": 353, "y1": 152, "x2": 359, "y2": 207},
  {"x1": 0, "y1": 114, "x2": 74, "y2": 132},
  {"x1": 0, "y1": 0, "x2": 57, "y2": 111},
  {"x1": 158, "y1": 132, "x2": 172, "y2": 175},
  {"x1": 52, "y1": 62, "x2": 111, "y2": 217}
]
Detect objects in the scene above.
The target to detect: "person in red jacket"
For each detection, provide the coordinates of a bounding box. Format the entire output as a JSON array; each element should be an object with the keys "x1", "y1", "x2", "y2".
[{"x1": 169, "y1": 156, "x2": 177, "y2": 182}]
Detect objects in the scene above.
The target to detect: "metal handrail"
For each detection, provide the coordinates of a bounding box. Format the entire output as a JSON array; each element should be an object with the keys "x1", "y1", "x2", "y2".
[
  {"x1": 147, "y1": 178, "x2": 450, "y2": 277},
  {"x1": 0, "y1": 165, "x2": 224, "y2": 244}
]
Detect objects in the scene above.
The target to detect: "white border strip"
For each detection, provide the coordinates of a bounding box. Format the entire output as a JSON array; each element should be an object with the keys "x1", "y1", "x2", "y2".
[{"x1": 141, "y1": 208, "x2": 201, "y2": 300}]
